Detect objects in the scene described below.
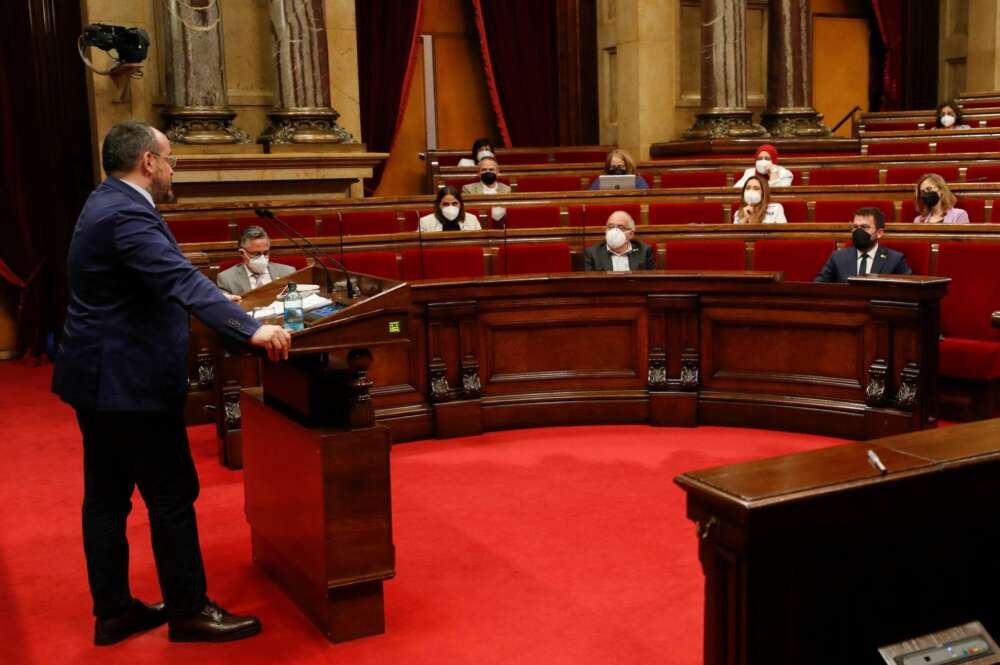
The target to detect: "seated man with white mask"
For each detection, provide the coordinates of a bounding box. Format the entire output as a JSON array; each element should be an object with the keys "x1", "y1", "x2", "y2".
[
  {"x1": 217, "y1": 225, "x2": 296, "y2": 295},
  {"x1": 583, "y1": 211, "x2": 656, "y2": 272}
]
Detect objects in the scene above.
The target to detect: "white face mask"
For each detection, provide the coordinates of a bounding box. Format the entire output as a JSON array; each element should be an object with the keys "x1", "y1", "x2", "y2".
[
  {"x1": 605, "y1": 227, "x2": 628, "y2": 250},
  {"x1": 476, "y1": 150, "x2": 495, "y2": 162},
  {"x1": 247, "y1": 254, "x2": 269, "y2": 275},
  {"x1": 939, "y1": 113, "x2": 956, "y2": 127},
  {"x1": 743, "y1": 189, "x2": 762, "y2": 205},
  {"x1": 440, "y1": 204, "x2": 461, "y2": 221},
  {"x1": 755, "y1": 159, "x2": 771, "y2": 175}
]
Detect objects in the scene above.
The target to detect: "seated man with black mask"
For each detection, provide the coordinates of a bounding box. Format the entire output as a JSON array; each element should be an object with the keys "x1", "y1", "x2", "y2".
[
  {"x1": 462, "y1": 156, "x2": 509, "y2": 227},
  {"x1": 814, "y1": 207, "x2": 911, "y2": 283}
]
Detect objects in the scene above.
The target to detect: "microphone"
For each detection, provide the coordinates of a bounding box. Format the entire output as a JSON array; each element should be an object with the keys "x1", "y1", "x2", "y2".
[
  {"x1": 254, "y1": 208, "x2": 356, "y2": 299},
  {"x1": 417, "y1": 212, "x2": 426, "y2": 279},
  {"x1": 502, "y1": 209, "x2": 509, "y2": 275}
]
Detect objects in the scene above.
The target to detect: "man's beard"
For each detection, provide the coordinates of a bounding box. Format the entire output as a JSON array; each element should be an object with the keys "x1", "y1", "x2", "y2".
[{"x1": 151, "y1": 179, "x2": 175, "y2": 204}]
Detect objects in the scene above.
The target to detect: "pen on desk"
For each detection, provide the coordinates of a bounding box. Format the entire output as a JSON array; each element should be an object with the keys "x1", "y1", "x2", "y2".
[{"x1": 867, "y1": 449, "x2": 887, "y2": 475}]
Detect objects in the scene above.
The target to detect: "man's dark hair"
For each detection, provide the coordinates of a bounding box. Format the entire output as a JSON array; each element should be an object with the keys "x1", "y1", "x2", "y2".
[
  {"x1": 102, "y1": 121, "x2": 158, "y2": 175},
  {"x1": 239, "y1": 225, "x2": 269, "y2": 248},
  {"x1": 854, "y1": 206, "x2": 886, "y2": 229}
]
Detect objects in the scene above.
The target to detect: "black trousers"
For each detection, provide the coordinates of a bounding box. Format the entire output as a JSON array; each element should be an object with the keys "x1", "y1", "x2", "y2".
[{"x1": 77, "y1": 409, "x2": 208, "y2": 619}]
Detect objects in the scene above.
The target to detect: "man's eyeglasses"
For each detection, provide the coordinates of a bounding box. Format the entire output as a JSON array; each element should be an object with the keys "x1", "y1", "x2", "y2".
[
  {"x1": 151, "y1": 152, "x2": 178, "y2": 169},
  {"x1": 606, "y1": 224, "x2": 631, "y2": 232}
]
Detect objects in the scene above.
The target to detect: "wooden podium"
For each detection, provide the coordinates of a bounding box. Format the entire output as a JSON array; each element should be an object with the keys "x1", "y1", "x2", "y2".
[
  {"x1": 676, "y1": 418, "x2": 1000, "y2": 665},
  {"x1": 237, "y1": 265, "x2": 409, "y2": 642}
]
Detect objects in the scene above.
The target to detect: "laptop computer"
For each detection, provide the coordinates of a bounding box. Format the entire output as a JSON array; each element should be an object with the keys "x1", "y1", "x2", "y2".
[{"x1": 596, "y1": 174, "x2": 638, "y2": 190}]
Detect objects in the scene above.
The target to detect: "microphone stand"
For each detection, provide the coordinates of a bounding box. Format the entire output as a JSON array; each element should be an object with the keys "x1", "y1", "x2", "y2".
[
  {"x1": 254, "y1": 208, "x2": 356, "y2": 299},
  {"x1": 418, "y1": 212, "x2": 426, "y2": 279}
]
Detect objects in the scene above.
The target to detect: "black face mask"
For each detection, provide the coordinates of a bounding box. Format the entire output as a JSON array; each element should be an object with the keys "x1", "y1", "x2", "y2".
[
  {"x1": 852, "y1": 227, "x2": 875, "y2": 251},
  {"x1": 608, "y1": 166, "x2": 627, "y2": 176},
  {"x1": 920, "y1": 190, "x2": 940, "y2": 208},
  {"x1": 480, "y1": 171, "x2": 498, "y2": 186}
]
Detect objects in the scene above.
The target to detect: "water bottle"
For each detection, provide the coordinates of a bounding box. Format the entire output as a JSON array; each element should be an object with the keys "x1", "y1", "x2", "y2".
[{"x1": 283, "y1": 282, "x2": 304, "y2": 331}]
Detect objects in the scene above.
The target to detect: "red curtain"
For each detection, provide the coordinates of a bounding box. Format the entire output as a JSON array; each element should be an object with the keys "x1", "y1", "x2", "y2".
[
  {"x1": 355, "y1": 0, "x2": 425, "y2": 193},
  {"x1": 472, "y1": 0, "x2": 560, "y2": 147},
  {"x1": 871, "y1": 0, "x2": 903, "y2": 110}
]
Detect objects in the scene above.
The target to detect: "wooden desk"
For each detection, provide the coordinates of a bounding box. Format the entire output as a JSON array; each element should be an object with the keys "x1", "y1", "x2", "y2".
[{"x1": 675, "y1": 418, "x2": 1000, "y2": 665}]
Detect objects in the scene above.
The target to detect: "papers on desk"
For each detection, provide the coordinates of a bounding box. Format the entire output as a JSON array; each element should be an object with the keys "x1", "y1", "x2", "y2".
[{"x1": 252, "y1": 293, "x2": 334, "y2": 319}]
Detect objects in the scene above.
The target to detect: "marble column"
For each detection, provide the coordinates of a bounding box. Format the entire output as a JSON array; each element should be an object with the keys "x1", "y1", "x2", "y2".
[
  {"x1": 759, "y1": 0, "x2": 830, "y2": 137},
  {"x1": 683, "y1": 0, "x2": 767, "y2": 139},
  {"x1": 159, "y1": 0, "x2": 248, "y2": 144},
  {"x1": 259, "y1": 0, "x2": 354, "y2": 144}
]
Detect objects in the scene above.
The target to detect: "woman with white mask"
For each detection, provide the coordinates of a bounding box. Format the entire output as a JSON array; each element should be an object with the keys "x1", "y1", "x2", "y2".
[
  {"x1": 733, "y1": 176, "x2": 787, "y2": 224},
  {"x1": 457, "y1": 137, "x2": 496, "y2": 167},
  {"x1": 733, "y1": 144, "x2": 794, "y2": 189},
  {"x1": 935, "y1": 101, "x2": 971, "y2": 129},
  {"x1": 419, "y1": 186, "x2": 482, "y2": 232}
]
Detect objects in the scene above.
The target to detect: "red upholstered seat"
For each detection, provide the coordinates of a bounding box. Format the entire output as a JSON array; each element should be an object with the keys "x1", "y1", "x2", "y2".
[
  {"x1": 866, "y1": 142, "x2": 930, "y2": 156},
  {"x1": 663, "y1": 240, "x2": 745, "y2": 270},
  {"x1": 167, "y1": 217, "x2": 232, "y2": 243},
  {"x1": 936, "y1": 242, "x2": 1000, "y2": 380},
  {"x1": 649, "y1": 202, "x2": 725, "y2": 225},
  {"x1": 982, "y1": 117, "x2": 1000, "y2": 128},
  {"x1": 441, "y1": 176, "x2": 482, "y2": 190},
  {"x1": 340, "y1": 251, "x2": 400, "y2": 280},
  {"x1": 937, "y1": 139, "x2": 1000, "y2": 154},
  {"x1": 496, "y1": 243, "x2": 572, "y2": 275},
  {"x1": 885, "y1": 166, "x2": 960, "y2": 185},
  {"x1": 551, "y1": 149, "x2": 609, "y2": 163},
  {"x1": 338, "y1": 210, "x2": 401, "y2": 236},
  {"x1": 401, "y1": 246, "x2": 485, "y2": 281},
  {"x1": 879, "y1": 240, "x2": 931, "y2": 276},
  {"x1": 808, "y1": 168, "x2": 880, "y2": 186},
  {"x1": 503, "y1": 205, "x2": 561, "y2": 229},
  {"x1": 958, "y1": 100, "x2": 1000, "y2": 109},
  {"x1": 496, "y1": 151, "x2": 550, "y2": 165},
  {"x1": 567, "y1": 203, "x2": 641, "y2": 227},
  {"x1": 515, "y1": 175, "x2": 584, "y2": 192},
  {"x1": 813, "y1": 200, "x2": 895, "y2": 224},
  {"x1": 965, "y1": 165, "x2": 1000, "y2": 183},
  {"x1": 658, "y1": 170, "x2": 728, "y2": 189},
  {"x1": 752, "y1": 239, "x2": 836, "y2": 282},
  {"x1": 234, "y1": 214, "x2": 317, "y2": 238},
  {"x1": 940, "y1": 338, "x2": 1000, "y2": 380},
  {"x1": 901, "y1": 199, "x2": 916, "y2": 223}
]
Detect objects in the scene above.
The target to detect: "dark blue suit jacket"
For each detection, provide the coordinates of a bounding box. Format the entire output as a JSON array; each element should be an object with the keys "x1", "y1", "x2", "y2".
[
  {"x1": 814, "y1": 245, "x2": 912, "y2": 283},
  {"x1": 53, "y1": 177, "x2": 261, "y2": 411}
]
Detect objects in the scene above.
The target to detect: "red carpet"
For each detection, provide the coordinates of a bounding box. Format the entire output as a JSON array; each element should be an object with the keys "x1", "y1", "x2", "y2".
[{"x1": 0, "y1": 361, "x2": 843, "y2": 665}]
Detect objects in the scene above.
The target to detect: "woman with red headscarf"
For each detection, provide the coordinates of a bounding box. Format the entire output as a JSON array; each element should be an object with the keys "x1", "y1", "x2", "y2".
[{"x1": 734, "y1": 144, "x2": 794, "y2": 189}]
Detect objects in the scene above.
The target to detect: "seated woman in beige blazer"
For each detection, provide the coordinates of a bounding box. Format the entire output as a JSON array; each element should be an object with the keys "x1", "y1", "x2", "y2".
[{"x1": 419, "y1": 185, "x2": 482, "y2": 232}]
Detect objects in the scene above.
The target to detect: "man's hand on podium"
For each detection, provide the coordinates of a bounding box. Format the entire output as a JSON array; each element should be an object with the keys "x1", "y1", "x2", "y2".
[{"x1": 250, "y1": 324, "x2": 292, "y2": 361}]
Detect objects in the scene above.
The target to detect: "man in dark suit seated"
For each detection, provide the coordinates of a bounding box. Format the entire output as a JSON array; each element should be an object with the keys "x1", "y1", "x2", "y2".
[
  {"x1": 52, "y1": 121, "x2": 292, "y2": 646},
  {"x1": 584, "y1": 210, "x2": 656, "y2": 272},
  {"x1": 217, "y1": 225, "x2": 296, "y2": 296},
  {"x1": 814, "y1": 206, "x2": 911, "y2": 283}
]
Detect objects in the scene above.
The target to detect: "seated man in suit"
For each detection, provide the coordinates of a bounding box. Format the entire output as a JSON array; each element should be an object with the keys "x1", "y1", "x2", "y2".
[
  {"x1": 584, "y1": 210, "x2": 656, "y2": 272},
  {"x1": 462, "y1": 156, "x2": 511, "y2": 195},
  {"x1": 814, "y1": 206, "x2": 911, "y2": 283},
  {"x1": 217, "y1": 225, "x2": 296, "y2": 295}
]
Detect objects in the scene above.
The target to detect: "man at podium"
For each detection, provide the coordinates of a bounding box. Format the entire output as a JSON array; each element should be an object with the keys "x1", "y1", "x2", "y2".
[{"x1": 52, "y1": 122, "x2": 291, "y2": 646}]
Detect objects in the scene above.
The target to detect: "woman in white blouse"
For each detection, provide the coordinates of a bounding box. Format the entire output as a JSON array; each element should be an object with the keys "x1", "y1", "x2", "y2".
[
  {"x1": 733, "y1": 143, "x2": 794, "y2": 189},
  {"x1": 732, "y1": 175, "x2": 787, "y2": 224},
  {"x1": 419, "y1": 186, "x2": 482, "y2": 232}
]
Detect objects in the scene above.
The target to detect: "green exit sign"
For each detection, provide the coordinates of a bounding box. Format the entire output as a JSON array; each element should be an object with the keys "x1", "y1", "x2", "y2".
[{"x1": 388, "y1": 321, "x2": 401, "y2": 333}]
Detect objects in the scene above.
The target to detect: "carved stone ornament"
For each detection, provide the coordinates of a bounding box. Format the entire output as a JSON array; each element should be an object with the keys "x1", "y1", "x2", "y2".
[
  {"x1": 683, "y1": 110, "x2": 768, "y2": 140},
  {"x1": 894, "y1": 362, "x2": 920, "y2": 410},
  {"x1": 461, "y1": 365, "x2": 481, "y2": 398},
  {"x1": 759, "y1": 109, "x2": 831, "y2": 138},
  {"x1": 163, "y1": 108, "x2": 250, "y2": 145},
  {"x1": 223, "y1": 392, "x2": 241, "y2": 429},
  {"x1": 865, "y1": 359, "x2": 889, "y2": 406},
  {"x1": 680, "y1": 349, "x2": 700, "y2": 390},
  {"x1": 259, "y1": 108, "x2": 357, "y2": 145},
  {"x1": 647, "y1": 353, "x2": 667, "y2": 388}
]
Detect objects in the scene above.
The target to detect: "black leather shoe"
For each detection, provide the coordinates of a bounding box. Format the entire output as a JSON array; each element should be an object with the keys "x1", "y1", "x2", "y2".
[
  {"x1": 168, "y1": 600, "x2": 261, "y2": 643},
  {"x1": 94, "y1": 598, "x2": 168, "y2": 646}
]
